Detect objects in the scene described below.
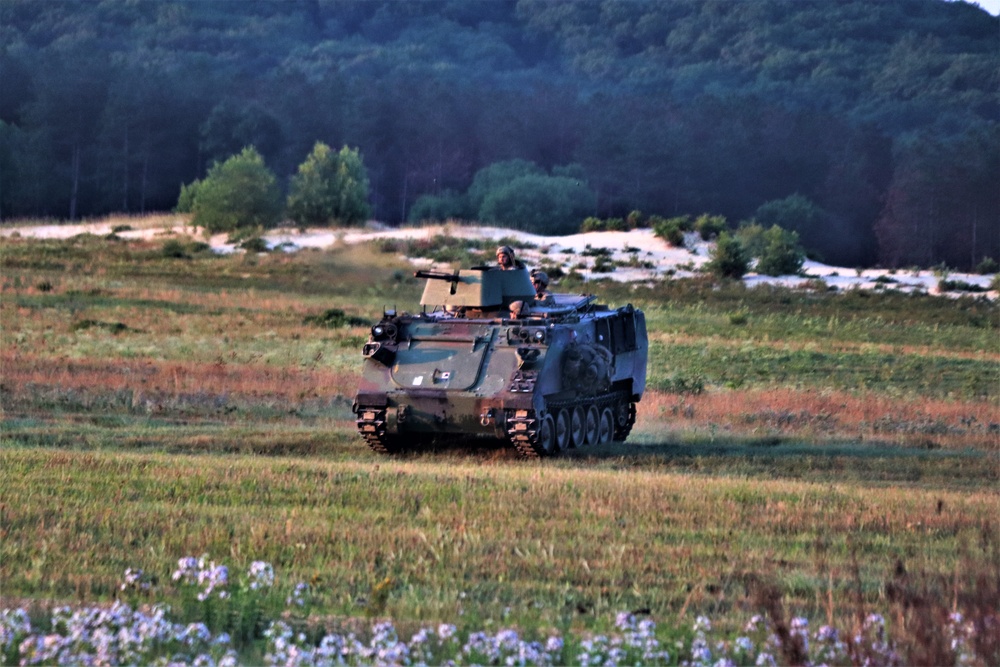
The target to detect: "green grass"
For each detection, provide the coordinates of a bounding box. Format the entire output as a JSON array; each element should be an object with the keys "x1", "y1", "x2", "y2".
[
  {"x1": 1, "y1": 226, "x2": 998, "y2": 650},
  {"x1": 2, "y1": 446, "x2": 996, "y2": 634},
  {"x1": 648, "y1": 339, "x2": 997, "y2": 397}
]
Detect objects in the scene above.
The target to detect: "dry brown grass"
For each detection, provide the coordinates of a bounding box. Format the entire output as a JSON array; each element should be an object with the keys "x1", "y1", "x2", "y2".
[
  {"x1": 1, "y1": 351, "x2": 360, "y2": 403},
  {"x1": 639, "y1": 388, "x2": 999, "y2": 449},
  {"x1": 652, "y1": 331, "x2": 1000, "y2": 363}
]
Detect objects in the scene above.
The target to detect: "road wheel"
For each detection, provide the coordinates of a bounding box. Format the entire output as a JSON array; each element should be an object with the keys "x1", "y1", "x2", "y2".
[
  {"x1": 537, "y1": 415, "x2": 557, "y2": 455},
  {"x1": 613, "y1": 401, "x2": 637, "y2": 441},
  {"x1": 598, "y1": 407, "x2": 614, "y2": 445},
  {"x1": 584, "y1": 404, "x2": 600, "y2": 446},
  {"x1": 570, "y1": 405, "x2": 586, "y2": 447},
  {"x1": 555, "y1": 409, "x2": 571, "y2": 450}
]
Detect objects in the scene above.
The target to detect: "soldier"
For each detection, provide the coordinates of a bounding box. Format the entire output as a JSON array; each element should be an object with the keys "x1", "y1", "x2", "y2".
[
  {"x1": 508, "y1": 300, "x2": 527, "y2": 319},
  {"x1": 496, "y1": 245, "x2": 524, "y2": 270},
  {"x1": 531, "y1": 271, "x2": 555, "y2": 306}
]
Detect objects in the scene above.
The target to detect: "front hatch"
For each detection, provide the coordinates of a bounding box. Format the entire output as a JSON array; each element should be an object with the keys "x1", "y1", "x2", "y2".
[{"x1": 391, "y1": 325, "x2": 494, "y2": 391}]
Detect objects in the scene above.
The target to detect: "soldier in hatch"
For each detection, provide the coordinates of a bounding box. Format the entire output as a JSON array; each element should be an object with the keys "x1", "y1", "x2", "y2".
[
  {"x1": 496, "y1": 245, "x2": 525, "y2": 270},
  {"x1": 531, "y1": 271, "x2": 554, "y2": 307}
]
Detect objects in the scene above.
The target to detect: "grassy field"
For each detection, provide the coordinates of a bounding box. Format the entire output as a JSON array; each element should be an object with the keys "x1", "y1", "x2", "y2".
[{"x1": 1, "y1": 219, "x2": 998, "y2": 663}]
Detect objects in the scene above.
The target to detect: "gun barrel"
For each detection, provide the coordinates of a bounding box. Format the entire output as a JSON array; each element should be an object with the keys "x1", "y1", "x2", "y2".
[{"x1": 414, "y1": 270, "x2": 461, "y2": 282}]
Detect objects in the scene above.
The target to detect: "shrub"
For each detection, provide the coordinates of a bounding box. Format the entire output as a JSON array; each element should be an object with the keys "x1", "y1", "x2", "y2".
[
  {"x1": 302, "y1": 308, "x2": 368, "y2": 328},
  {"x1": 975, "y1": 256, "x2": 998, "y2": 274},
  {"x1": 580, "y1": 217, "x2": 627, "y2": 232},
  {"x1": 191, "y1": 147, "x2": 283, "y2": 234},
  {"x1": 175, "y1": 179, "x2": 200, "y2": 213},
  {"x1": 736, "y1": 222, "x2": 805, "y2": 276},
  {"x1": 239, "y1": 237, "x2": 269, "y2": 253},
  {"x1": 694, "y1": 214, "x2": 728, "y2": 240},
  {"x1": 626, "y1": 210, "x2": 644, "y2": 229},
  {"x1": 735, "y1": 222, "x2": 767, "y2": 257},
  {"x1": 162, "y1": 239, "x2": 189, "y2": 258},
  {"x1": 706, "y1": 231, "x2": 749, "y2": 279},
  {"x1": 755, "y1": 225, "x2": 805, "y2": 276},
  {"x1": 753, "y1": 193, "x2": 826, "y2": 241},
  {"x1": 938, "y1": 279, "x2": 987, "y2": 293},
  {"x1": 652, "y1": 217, "x2": 686, "y2": 247},
  {"x1": 408, "y1": 190, "x2": 470, "y2": 223},
  {"x1": 467, "y1": 159, "x2": 544, "y2": 213},
  {"x1": 478, "y1": 174, "x2": 597, "y2": 235},
  {"x1": 287, "y1": 143, "x2": 371, "y2": 227},
  {"x1": 592, "y1": 256, "x2": 616, "y2": 273},
  {"x1": 161, "y1": 239, "x2": 211, "y2": 259}
]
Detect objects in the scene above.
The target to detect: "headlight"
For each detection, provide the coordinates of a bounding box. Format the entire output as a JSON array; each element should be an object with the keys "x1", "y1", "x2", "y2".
[{"x1": 532, "y1": 329, "x2": 546, "y2": 343}]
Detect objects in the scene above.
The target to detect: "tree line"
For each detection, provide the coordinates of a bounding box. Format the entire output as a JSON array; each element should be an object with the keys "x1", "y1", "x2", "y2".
[{"x1": 0, "y1": 0, "x2": 997, "y2": 269}]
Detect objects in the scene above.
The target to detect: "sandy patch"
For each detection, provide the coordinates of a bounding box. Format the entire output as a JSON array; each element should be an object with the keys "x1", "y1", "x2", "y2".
[{"x1": 3, "y1": 219, "x2": 995, "y2": 299}]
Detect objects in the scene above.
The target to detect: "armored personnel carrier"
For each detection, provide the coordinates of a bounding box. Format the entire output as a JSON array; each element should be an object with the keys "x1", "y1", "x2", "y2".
[{"x1": 353, "y1": 266, "x2": 647, "y2": 457}]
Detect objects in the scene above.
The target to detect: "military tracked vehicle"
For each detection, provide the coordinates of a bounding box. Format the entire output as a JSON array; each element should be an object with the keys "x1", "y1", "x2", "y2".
[{"x1": 353, "y1": 266, "x2": 647, "y2": 457}]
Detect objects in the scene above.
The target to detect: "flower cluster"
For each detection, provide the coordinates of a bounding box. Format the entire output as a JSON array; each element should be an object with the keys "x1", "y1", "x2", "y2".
[
  {"x1": 173, "y1": 555, "x2": 231, "y2": 601},
  {"x1": 287, "y1": 581, "x2": 310, "y2": 608},
  {"x1": 679, "y1": 613, "x2": 904, "y2": 667},
  {"x1": 120, "y1": 567, "x2": 152, "y2": 593},
  {"x1": 249, "y1": 561, "x2": 276, "y2": 590},
  {"x1": 2, "y1": 600, "x2": 237, "y2": 666},
  {"x1": 2, "y1": 556, "x2": 993, "y2": 667}
]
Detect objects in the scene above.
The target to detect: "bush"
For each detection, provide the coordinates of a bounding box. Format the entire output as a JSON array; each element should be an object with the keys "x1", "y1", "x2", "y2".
[
  {"x1": 408, "y1": 190, "x2": 470, "y2": 223},
  {"x1": 175, "y1": 179, "x2": 201, "y2": 213},
  {"x1": 626, "y1": 210, "x2": 644, "y2": 229},
  {"x1": 239, "y1": 237, "x2": 269, "y2": 253},
  {"x1": 652, "y1": 217, "x2": 687, "y2": 247},
  {"x1": 191, "y1": 147, "x2": 283, "y2": 234},
  {"x1": 303, "y1": 308, "x2": 368, "y2": 328},
  {"x1": 706, "y1": 231, "x2": 749, "y2": 279},
  {"x1": 161, "y1": 239, "x2": 189, "y2": 258},
  {"x1": 478, "y1": 174, "x2": 597, "y2": 235},
  {"x1": 287, "y1": 143, "x2": 371, "y2": 227},
  {"x1": 752, "y1": 194, "x2": 832, "y2": 259},
  {"x1": 467, "y1": 159, "x2": 544, "y2": 213},
  {"x1": 975, "y1": 257, "x2": 998, "y2": 274},
  {"x1": 735, "y1": 222, "x2": 767, "y2": 257},
  {"x1": 694, "y1": 214, "x2": 728, "y2": 240},
  {"x1": 938, "y1": 279, "x2": 987, "y2": 293},
  {"x1": 755, "y1": 225, "x2": 805, "y2": 276},
  {"x1": 580, "y1": 217, "x2": 627, "y2": 233}
]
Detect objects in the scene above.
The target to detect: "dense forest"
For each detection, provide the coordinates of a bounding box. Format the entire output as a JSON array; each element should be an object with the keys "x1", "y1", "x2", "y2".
[{"x1": 1, "y1": 0, "x2": 997, "y2": 268}]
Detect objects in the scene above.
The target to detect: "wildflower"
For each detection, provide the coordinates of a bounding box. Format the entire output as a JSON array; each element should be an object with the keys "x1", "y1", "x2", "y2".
[
  {"x1": 437, "y1": 623, "x2": 457, "y2": 641},
  {"x1": 816, "y1": 625, "x2": 838, "y2": 643},
  {"x1": 196, "y1": 561, "x2": 229, "y2": 600},
  {"x1": 286, "y1": 581, "x2": 309, "y2": 607},
  {"x1": 616, "y1": 611, "x2": 637, "y2": 630},
  {"x1": 173, "y1": 556, "x2": 200, "y2": 583},
  {"x1": 121, "y1": 567, "x2": 151, "y2": 592},
  {"x1": 754, "y1": 652, "x2": 777, "y2": 666},
  {"x1": 248, "y1": 561, "x2": 275, "y2": 590},
  {"x1": 694, "y1": 615, "x2": 712, "y2": 633},
  {"x1": 1, "y1": 608, "x2": 32, "y2": 650}
]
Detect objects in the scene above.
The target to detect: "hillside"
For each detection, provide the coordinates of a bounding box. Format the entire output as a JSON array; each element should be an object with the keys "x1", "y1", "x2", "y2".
[{"x1": 1, "y1": 0, "x2": 997, "y2": 268}]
